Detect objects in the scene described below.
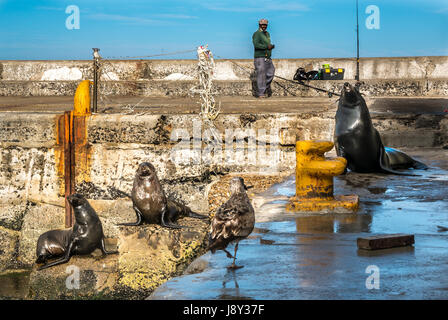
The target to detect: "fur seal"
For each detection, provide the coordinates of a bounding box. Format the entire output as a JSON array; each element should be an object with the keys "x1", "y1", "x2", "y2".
[
  {"x1": 119, "y1": 162, "x2": 208, "y2": 229},
  {"x1": 35, "y1": 193, "x2": 117, "y2": 270},
  {"x1": 334, "y1": 82, "x2": 427, "y2": 174},
  {"x1": 208, "y1": 177, "x2": 255, "y2": 269}
]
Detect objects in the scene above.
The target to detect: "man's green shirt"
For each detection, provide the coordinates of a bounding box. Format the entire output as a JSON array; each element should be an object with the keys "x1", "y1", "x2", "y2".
[{"x1": 252, "y1": 29, "x2": 272, "y2": 58}]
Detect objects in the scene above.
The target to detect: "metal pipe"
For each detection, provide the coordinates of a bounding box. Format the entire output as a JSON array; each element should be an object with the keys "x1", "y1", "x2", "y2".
[
  {"x1": 92, "y1": 48, "x2": 100, "y2": 113},
  {"x1": 355, "y1": 0, "x2": 360, "y2": 81}
]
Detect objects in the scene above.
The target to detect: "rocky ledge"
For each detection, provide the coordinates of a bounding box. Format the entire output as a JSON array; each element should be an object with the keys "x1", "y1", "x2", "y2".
[
  {"x1": 28, "y1": 216, "x2": 209, "y2": 299},
  {"x1": 20, "y1": 173, "x2": 288, "y2": 299}
]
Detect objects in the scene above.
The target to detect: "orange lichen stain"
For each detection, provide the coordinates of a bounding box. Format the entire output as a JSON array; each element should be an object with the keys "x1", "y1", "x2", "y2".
[
  {"x1": 73, "y1": 114, "x2": 92, "y2": 184},
  {"x1": 53, "y1": 80, "x2": 93, "y2": 195},
  {"x1": 54, "y1": 114, "x2": 66, "y2": 196}
]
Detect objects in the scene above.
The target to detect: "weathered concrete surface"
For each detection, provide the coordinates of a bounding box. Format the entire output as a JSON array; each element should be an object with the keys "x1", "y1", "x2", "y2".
[
  {"x1": 18, "y1": 203, "x2": 65, "y2": 266},
  {"x1": 2, "y1": 79, "x2": 448, "y2": 97},
  {"x1": 150, "y1": 148, "x2": 448, "y2": 300},
  {"x1": 1, "y1": 97, "x2": 447, "y2": 263},
  {"x1": 1, "y1": 57, "x2": 447, "y2": 97},
  {"x1": 0, "y1": 200, "x2": 29, "y2": 231},
  {"x1": 0, "y1": 173, "x2": 292, "y2": 299},
  {"x1": 1, "y1": 95, "x2": 447, "y2": 298},
  {"x1": 1, "y1": 56, "x2": 447, "y2": 81},
  {"x1": 0, "y1": 226, "x2": 20, "y2": 272},
  {"x1": 27, "y1": 215, "x2": 209, "y2": 299},
  {"x1": 1, "y1": 95, "x2": 447, "y2": 116},
  {"x1": 0, "y1": 269, "x2": 31, "y2": 299}
]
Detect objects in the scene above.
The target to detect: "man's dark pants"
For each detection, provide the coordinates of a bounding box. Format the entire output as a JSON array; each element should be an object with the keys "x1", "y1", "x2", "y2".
[{"x1": 254, "y1": 57, "x2": 275, "y2": 97}]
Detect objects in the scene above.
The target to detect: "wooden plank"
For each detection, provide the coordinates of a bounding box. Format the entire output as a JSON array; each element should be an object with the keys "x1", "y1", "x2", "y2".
[{"x1": 357, "y1": 234, "x2": 414, "y2": 250}]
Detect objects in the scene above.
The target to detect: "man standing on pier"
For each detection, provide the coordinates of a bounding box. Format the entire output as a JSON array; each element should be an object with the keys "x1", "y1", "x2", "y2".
[{"x1": 252, "y1": 19, "x2": 275, "y2": 98}]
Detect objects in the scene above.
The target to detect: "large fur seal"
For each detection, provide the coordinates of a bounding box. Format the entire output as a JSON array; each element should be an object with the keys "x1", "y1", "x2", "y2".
[
  {"x1": 208, "y1": 177, "x2": 255, "y2": 269},
  {"x1": 334, "y1": 82, "x2": 427, "y2": 174},
  {"x1": 35, "y1": 193, "x2": 117, "y2": 270},
  {"x1": 119, "y1": 162, "x2": 208, "y2": 229}
]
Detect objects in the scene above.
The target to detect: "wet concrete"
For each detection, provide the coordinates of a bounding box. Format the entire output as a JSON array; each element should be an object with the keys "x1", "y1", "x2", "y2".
[
  {"x1": 150, "y1": 148, "x2": 448, "y2": 300},
  {"x1": 0, "y1": 95, "x2": 335, "y2": 114},
  {"x1": 1, "y1": 96, "x2": 447, "y2": 115}
]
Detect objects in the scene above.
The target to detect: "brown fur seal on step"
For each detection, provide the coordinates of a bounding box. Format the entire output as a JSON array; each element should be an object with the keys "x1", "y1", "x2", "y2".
[
  {"x1": 35, "y1": 194, "x2": 117, "y2": 270},
  {"x1": 119, "y1": 162, "x2": 208, "y2": 229},
  {"x1": 208, "y1": 177, "x2": 255, "y2": 269}
]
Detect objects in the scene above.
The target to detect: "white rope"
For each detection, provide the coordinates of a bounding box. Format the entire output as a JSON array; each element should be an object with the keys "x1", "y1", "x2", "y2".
[
  {"x1": 190, "y1": 45, "x2": 221, "y2": 121},
  {"x1": 94, "y1": 47, "x2": 222, "y2": 117}
]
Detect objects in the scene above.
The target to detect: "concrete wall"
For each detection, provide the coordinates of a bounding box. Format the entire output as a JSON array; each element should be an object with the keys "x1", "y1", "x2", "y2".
[
  {"x1": 2, "y1": 79, "x2": 448, "y2": 97},
  {"x1": 1, "y1": 56, "x2": 447, "y2": 82},
  {"x1": 1, "y1": 109, "x2": 447, "y2": 269}
]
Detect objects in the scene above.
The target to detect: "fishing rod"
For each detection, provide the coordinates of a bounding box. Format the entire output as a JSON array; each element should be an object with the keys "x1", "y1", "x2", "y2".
[
  {"x1": 356, "y1": 0, "x2": 360, "y2": 81},
  {"x1": 214, "y1": 54, "x2": 340, "y2": 97}
]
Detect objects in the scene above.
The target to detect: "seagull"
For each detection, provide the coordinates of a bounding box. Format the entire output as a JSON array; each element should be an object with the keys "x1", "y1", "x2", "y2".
[{"x1": 208, "y1": 177, "x2": 255, "y2": 269}]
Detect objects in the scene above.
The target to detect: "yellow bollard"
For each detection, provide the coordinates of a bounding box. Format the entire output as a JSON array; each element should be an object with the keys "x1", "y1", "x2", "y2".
[
  {"x1": 286, "y1": 140, "x2": 359, "y2": 212},
  {"x1": 73, "y1": 80, "x2": 92, "y2": 116}
]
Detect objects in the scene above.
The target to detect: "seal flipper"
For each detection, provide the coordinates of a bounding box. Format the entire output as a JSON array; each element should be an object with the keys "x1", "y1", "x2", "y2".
[
  {"x1": 188, "y1": 211, "x2": 209, "y2": 220},
  {"x1": 167, "y1": 199, "x2": 207, "y2": 220},
  {"x1": 379, "y1": 144, "x2": 418, "y2": 176},
  {"x1": 119, "y1": 205, "x2": 143, "y2": 226},
  {"x1": 35, "y1": 255, "x2": 47, "y2": 265},
  {"x1": 37, "y1": 241, "x2": 74, "y2": 271},
  {"x1": 160, "y1": 207, "x2": 185, "y2": 229},
  {"x1": 411, "y1": 159, "x2": 428, "y2": 170},
  {"x1": 335, "y1": 143, "x2": 348, "y2": 174},
  {"x1": 99, "y1": 238, "x2": 118, "y2": 255},
  {"x1": 176, "y1": 201, "x2": 208, "y2": 220}
]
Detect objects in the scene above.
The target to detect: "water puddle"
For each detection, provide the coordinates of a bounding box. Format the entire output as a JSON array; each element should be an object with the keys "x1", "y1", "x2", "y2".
[{"x1": 150, "y1": 149, "x2": 448, "y2": 300}]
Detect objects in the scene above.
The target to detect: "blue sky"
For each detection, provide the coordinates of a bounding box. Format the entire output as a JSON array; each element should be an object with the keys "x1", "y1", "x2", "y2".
[{"x1": 0, "y1": 0, "x2": 447, "y2": 60}]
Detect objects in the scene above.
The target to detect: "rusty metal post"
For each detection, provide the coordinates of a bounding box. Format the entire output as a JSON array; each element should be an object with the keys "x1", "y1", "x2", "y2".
[
  {"x1": 61, "y1": 80, "x2": 92, "y2": 228},
  {"x1": 92, "y1": 48, "x2": 100, "y2": 113},
  {"x1": 64, "y1": 111, "x2": 75, "y2": 227},
  {"x1": 355, "y1": 0, "x2": 360, "y2": 81}
]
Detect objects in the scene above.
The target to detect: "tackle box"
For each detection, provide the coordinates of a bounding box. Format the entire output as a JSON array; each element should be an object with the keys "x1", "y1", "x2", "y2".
[{"x1": 319, "y1": 67, "x2": 345, "y2": 80}]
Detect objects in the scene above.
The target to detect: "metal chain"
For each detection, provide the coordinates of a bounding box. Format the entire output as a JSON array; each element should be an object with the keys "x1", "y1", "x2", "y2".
[
  {"x1": 98, "y1": 58, "x2": 151, "y2": 113},
  {"x1": 92, "y1": 47, "x2": 339, "y2": 117},
  {"x1": 103, "y1": 49, "x2": 197, "y2": 60}
]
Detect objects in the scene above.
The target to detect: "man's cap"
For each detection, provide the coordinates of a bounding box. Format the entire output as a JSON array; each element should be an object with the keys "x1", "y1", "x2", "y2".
[{"x1": 258, "y1": 19, "x2": 268, "y2": 25}]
